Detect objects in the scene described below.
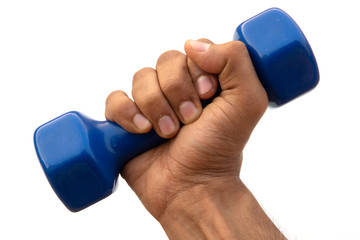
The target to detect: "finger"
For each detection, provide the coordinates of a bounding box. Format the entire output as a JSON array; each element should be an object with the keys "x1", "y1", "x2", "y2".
[
  {"x1": 187, "y1": 39, "x2": 218, "y2": 99},
  {"x1": 105, "y1": 90, "x2": 152, "y2": 133},
  {"x1": 156, "y1": 50, "x2": 202, "y2": 124},
  {"x1": 184, "y1": 40, "x2": 268, "y2": 131},
  {"x1": 132, "y1": 67, "x2": 180, "y2": 138},
  {"x1": 185, "y1": 40, "x2": 257, "y2": 88}
]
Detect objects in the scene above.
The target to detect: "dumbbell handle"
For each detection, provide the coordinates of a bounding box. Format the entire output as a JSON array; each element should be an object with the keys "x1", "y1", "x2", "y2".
[
  {"x1": 90, "y1": 116, "x2": 167, "y2": 176},
  {"x1": 83, "y1": 90, "x2": 218, "y2": 176}
]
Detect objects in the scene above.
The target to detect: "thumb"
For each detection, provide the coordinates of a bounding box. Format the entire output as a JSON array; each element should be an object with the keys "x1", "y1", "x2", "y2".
[
  {"x1": 185, "y1": 40, "x2": 264, "y2": 95},
  {"x1": 184, "y1": 39, "x2": 268, "y2": 130}
]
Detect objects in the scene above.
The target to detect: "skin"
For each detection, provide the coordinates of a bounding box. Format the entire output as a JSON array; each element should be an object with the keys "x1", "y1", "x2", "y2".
[{"x1": 105, "y1": 39, "x2": 287, "y2": 239}]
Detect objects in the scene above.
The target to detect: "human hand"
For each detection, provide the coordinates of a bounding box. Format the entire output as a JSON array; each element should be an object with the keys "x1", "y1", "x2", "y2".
[{"x1": 105, "y1": 39, "x2": 285, "y2": 239}]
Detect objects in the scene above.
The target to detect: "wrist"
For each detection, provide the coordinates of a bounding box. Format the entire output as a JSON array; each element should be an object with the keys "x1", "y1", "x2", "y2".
[{"x1": 158, "y1": 177, "x2": 286, "y2": 240}]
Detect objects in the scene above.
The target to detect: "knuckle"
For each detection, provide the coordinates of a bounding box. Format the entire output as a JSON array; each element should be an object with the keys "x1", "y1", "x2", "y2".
[
  {"x1": 141, "y1": 94, "x2": 159, "y2": 110},
  {"x1": 157, "y1": 50, "x2": 185, "y2": 66},
  {"x1": 132, "y1": 67, "x2": 156, "y2": 93},
  {"x1": 161, "y1": 79, "x2": 183, "y2": 95},
  {"x1": 136, "y1": 92, "x2": 165, "y2": 116},
  {"x1": 132, "y1": 83, "x2": 161, "y2": 109},
  {"x1": 228, "y1": 41, "x2": 248, "y2": 56},
  {"x1": 105, "y1": 90, "x2": 130, "y2": 121},
  {"x1": 106, "y1": 90, "x2": 127, "y2": 106},
  {"x1": 196, "y1": 38, "x2": 214, "y2": 44},
  {"x1": 243, "y1": 88, "x2": 269, "y2": 118},
  {"x1": 131, "y1": 84, "x2": 151, "y2": 100},
  {"x1": 257, "y1": 94, "x2": 269, "y2": 114},
  {"x1": 133, "y1": 67, "x2": 155, "y2": 84}
]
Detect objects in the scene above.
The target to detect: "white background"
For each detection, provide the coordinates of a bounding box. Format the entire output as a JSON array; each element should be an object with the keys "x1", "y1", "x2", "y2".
[{"x1": 1, "y1": 0, "x2": 359, "y2": 239}]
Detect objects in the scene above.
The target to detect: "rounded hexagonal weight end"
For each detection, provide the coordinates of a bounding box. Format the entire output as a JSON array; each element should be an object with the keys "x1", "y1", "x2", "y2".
[
  {"x1": 234, "y1": 8, "x2": 319, "y2": 106},
  {"x1": 34, "y1": 112, "x2": 115, "y2": 212}
]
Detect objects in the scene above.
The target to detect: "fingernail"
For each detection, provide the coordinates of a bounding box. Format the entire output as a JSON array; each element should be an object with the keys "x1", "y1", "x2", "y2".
[
  {"x1": 196, "y1": 75, "x2": 213, "y2": 95},
  {"x1": 179, "y1": 101, "x2": 199, "y2": 123},
  {"x1": 189, "y1": 40, "x2": 210, "y2": 52},
  {"x1": 158, "y1": 115, "x2": 176, "y2": 136},
  {"x1": 133, "y1": 113, "x2": 151, "y2": 130}
]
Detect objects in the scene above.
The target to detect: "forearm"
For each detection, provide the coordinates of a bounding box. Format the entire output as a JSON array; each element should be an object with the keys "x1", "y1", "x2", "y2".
[{"x1": 158, "y1": 177, "x2": 286, "y2": 240}]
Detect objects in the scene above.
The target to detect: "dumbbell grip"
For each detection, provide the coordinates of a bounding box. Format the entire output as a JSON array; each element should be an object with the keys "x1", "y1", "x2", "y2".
[
  {"x1": 95, "y1": 119, "x2": 167, "y2": 174},
  {"x1": 89, "y1": 92, "x2": 218, "y2": 175}
]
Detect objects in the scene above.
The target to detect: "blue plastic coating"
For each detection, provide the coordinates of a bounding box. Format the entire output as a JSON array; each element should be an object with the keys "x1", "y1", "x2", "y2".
[
  {"x1": 34, "y1": 112, "x2": 166, "y2": 211},
  {"x1": 34, "y1": 8, "x2": 319, "y2": 211},
  {"x1": 233, "y1": 8, "x2": 319, "y2": 106}
]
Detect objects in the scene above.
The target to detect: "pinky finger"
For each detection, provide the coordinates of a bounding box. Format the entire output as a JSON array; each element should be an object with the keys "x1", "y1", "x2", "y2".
[{"x1": 105, "y1": 90, "x2": 152, "y2": 133}]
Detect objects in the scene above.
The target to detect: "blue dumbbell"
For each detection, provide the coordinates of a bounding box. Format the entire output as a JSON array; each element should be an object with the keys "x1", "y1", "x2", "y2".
[{"x1": 34, "y1": 8, "x2": 319, "y2": 212}]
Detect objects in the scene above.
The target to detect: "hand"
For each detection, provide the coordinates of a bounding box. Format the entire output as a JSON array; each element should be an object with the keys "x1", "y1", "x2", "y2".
[{"x1": 105, "y1": 39, "x2": 285, "y2": 239}]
